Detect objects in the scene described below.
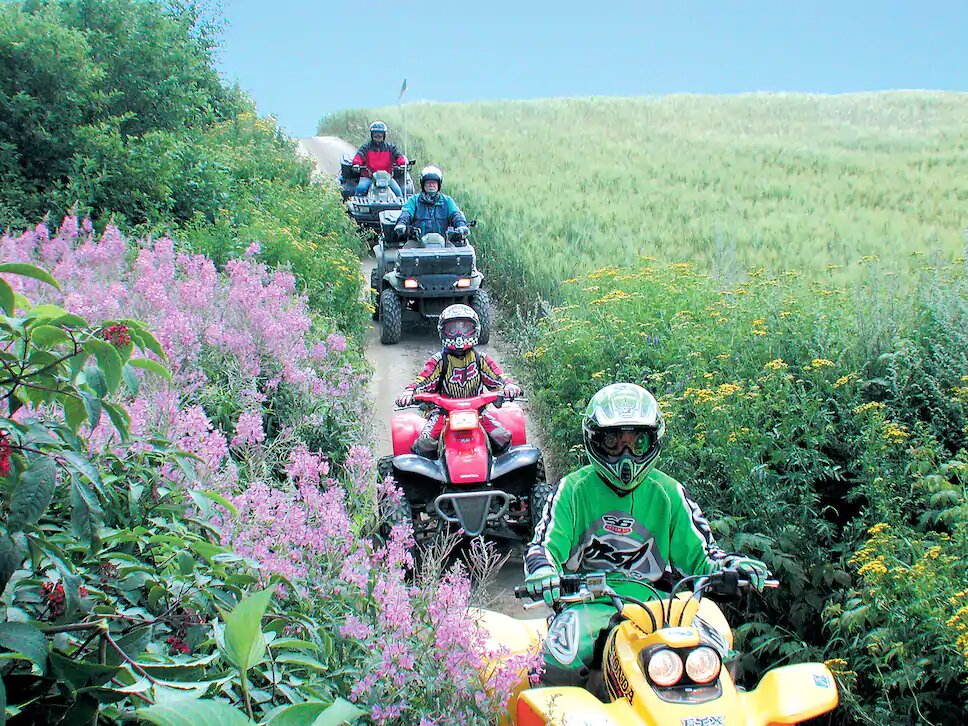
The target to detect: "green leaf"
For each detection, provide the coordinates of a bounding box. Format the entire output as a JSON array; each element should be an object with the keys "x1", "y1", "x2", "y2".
[
  {"x1": 219, "y1": 588, "x2": 274, "y2": 674},
  {"x1": 71, "y1": 477, "x2": 104, "y2": 550},
  {"x1": 129, "y1": 327, "x2": 167, "y2": 361},
  {"x1": 83, "y1": 339, "x2": 122, "y2": 393},
  {"x1": 178, "y1": 552, "x2": 195, "y2": 576},
  {"x1": 83, "y1": 365, "x2": 107, "y2": 398},
  {"x1": 104, "y1": 401, "x2": 131, "y2": 440},
  {"x1": 49, "y1": 652, "x2": 119, "y2": 689},
  {"x1": 310, "y1": 698, "x2": 365, "y2": 725},
  {"x1": 81, "y1": 390, "x2": 103, "y2": 428},
  {"x1": 123, "y1": 364, "x2": 141, "y2": 396},
  {"x1": 137, "y1": 693, "x2": 254, "y2": 726},
  {"x1": 266, "y1": 702, "x2": 333, "y2": 726},
  {"x1": 25, "y1": 304, "x2": 72, "y2": 321},
  {"x1": 0, "y1": 263, "x2": 60, "y2": 290},
  {"x1": 29, "y1": 324, "x2": 70, "y2": 348},
  {"x1": 0, "y1": 535, "x2": 25, "y2": 592},
  {"x1": 190, "y1": 490, "x2": 239, "y2": 519},
  {"x1": 0, "y1": 278, "x2": 13, "y2": 315},
  {"x1": 63, "y1": 394, "x2": 87, "y2": 432},
  {"x1": 127, "y1": 357, "x2": 172, "y2": 381},
  {"x1": 6, "y1": 456, "x2": 57, "y2": 532},
  {"x1": 0, "y1": 622, "x2": 48, "y2": 674},
  {"x1": 273, "y1": 653, "x2": 327, "y2": 671},
  {"x1": 58, "y1": 449, "x2": 106, "y2": 496}
]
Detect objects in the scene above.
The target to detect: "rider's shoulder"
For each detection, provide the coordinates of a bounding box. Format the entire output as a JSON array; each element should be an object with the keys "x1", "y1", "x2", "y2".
[
  {"x1": 560, "y1": 464, "x2": 599, "y2": 489},
  {"x1": 647, "y1": 467, "x2": 684, "y2": 492}
]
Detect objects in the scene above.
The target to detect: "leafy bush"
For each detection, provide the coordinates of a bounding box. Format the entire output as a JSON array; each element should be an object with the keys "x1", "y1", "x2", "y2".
[
  {"x1": 519, "y1": 259, "x2": 968, "y2": 723},
  {"x1": 1, "y1": 220, "x2": 535, "y2": 723}
]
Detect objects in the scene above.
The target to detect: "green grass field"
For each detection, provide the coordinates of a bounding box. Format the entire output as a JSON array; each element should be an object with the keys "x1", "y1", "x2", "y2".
[
  {"x1": 324, "y1": 93, "x2": 968, "y2": 723},
  {"x1": 323, "y1": 92, "x2": 967, "y2": 305}
]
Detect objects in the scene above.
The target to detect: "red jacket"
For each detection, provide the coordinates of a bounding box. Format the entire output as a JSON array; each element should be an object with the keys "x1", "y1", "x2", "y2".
[{"x1": 351, "y1": 141, "x2": 406, "y2": 177}]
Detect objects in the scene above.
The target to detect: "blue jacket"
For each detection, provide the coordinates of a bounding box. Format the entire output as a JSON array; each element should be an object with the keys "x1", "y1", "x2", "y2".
[{"x1": 397, "y1": 192, "x2": 468, "y2": 236}]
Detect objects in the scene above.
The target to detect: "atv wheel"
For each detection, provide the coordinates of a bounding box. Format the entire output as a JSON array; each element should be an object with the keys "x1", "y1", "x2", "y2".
[
  {"x1": 528, "y1": 458, "x2": 554, "y2": 537},
  {"x1": 470, "y1": 288, "x2": 492, "y2": 345},
  {"x1": 380, "y1": 289, "x2": 403, "y2": 344}
]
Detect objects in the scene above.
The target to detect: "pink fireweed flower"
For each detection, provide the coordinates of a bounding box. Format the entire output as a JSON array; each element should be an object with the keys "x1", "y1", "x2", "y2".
[
  {"x1": 286, "y1": 444, "x2": 330, "y2": 486},
  {"x1": 244, "y1": 241, "x2": 261, "y2": 257},
  {"x1": 231, "y1": 411, "x2": 265, "y2": 447}
]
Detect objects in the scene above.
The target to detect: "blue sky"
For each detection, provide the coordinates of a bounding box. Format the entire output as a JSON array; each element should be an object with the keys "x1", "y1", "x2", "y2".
[{"x1": 215, "y1": 0, "x2": 967, "y2": 137}]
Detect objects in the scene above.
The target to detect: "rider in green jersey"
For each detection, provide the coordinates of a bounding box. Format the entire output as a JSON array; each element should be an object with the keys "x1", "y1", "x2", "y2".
[{"x1": 524, "y1": 382, "x2": 770, "y2": 686}]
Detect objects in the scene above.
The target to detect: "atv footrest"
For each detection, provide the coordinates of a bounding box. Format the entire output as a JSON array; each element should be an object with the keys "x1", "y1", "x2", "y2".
[{"x1": 431, "y1": 491, "x2": 513, "y2": 537}]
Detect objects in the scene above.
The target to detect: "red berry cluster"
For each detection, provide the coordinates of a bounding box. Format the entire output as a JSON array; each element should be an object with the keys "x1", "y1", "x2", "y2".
[
  {"x1": 102, "y1": 323, "x2": 131, "y2": 348},
  {"x1": 0, "y1": 430, "x2": 11, "y2": 477},
  {"x1": 41, "y1": 582, "x2": 66, "y2": 618},
  {"x1": 165, "y1": 608, "x2": 202, "y2": 655}
]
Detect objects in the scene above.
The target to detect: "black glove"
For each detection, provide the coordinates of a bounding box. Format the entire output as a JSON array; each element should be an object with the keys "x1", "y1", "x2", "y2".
[{"x1": 394, "y1": 224, "x2": 407, "y2": 238}]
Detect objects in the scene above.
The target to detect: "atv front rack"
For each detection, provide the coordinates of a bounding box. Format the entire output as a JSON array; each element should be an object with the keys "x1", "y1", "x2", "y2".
[{"x1": 431, "y1": 491, "x2": 513, "y2": 537}]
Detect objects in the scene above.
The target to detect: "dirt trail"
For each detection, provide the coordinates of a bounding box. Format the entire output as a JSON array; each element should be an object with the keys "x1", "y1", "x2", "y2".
[{"x1": 298, "y1": 137, "x2": 551, "y2": 618}]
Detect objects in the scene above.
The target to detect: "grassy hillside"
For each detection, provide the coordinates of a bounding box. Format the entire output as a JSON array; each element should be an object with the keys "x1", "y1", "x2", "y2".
[
  {"x1": 322, "y1": 93, "x2": 967, "y2": 305},
  {"x1": 324, "y1": 94, "x2": 968, "y2": 725}
]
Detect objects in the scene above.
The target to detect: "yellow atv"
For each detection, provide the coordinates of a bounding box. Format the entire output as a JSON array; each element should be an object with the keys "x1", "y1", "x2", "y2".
[{"x1": 477, "y1": 570, "x2": 839, "y2": 725}]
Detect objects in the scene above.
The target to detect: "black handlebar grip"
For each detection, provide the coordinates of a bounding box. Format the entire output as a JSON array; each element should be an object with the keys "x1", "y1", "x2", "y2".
[{"x1": 513, "y1": 586, "x2": 530, "y2": 599}]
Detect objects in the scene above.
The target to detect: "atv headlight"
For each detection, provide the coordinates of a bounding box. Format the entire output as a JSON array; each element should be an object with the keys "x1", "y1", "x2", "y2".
[
  {"x1": 355, "y1": 205, "x2": 370, "y2": 213},
  {"x1": 449, "y1": 411, "x2": 479, "y2": 431},
  {"x1": 647, "y1": 648, "x2": 683, "y2": 687},
  {"x1": 685, "y1": 646, "x2": 721, "y2": 684}
]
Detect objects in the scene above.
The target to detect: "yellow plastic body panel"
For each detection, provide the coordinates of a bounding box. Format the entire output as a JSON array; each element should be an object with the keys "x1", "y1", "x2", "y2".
[
  {"x1": 621, "y1": 593, "x2": 734, "y2": 650},
  {"x1": 740, "y1": 663, "x2": 839, "y2": 724},
  {"x1": 474, "y1": 608, "x2": 548, "y2": 723},
  {"x1": 517, "y1": 687, "x2": 637, "y2": 725}
]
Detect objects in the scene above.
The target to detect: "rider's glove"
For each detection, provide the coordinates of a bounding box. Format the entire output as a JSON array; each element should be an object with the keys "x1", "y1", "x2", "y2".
[
  {"x1": 394, "y1": 224, "x2": 407, "y2": 238},
  {"x1": 503, "y1": 383, "x2": 523, "y2": 400},
  {"x1": 456, "y1": 225, "x2": 470, "y2": 237},
  {"x1": 395, "y1": 390, "x2": 415, "y2": 407},
  {"x1": 728, "y1": 557, "x2": 771, "y2": 591},
  {"x1": 525, "y1": 565, "x2": 561, "y2": 607}
]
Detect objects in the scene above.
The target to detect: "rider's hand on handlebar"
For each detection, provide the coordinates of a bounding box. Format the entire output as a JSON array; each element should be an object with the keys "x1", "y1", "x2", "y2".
[
  {"x1": 394, "y1": 224, "x2": 407, "y2": 238},
  {"x1": 395, "y1": 390, "x2": 415, "y2": 407},
  {"x1": 525, "y1": 565, "x2": 561, "y2": 607},
  {"x1": 503, "y1": 383, "x2": 523, "y2": 401},
  {"x1": 726, "y1": 557, "x2": 771, "y2": 591}
]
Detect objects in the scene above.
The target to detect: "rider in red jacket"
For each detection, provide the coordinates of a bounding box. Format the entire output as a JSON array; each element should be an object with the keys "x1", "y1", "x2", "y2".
[{"x1": 352, "y1": 121, "x2": 407, "y2": 196}]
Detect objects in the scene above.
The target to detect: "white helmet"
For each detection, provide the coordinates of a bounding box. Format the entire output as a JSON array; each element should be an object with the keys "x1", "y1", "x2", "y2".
[
  {"x1": 437, "y1": 304, "x2": 478, "y2": 352},
  {"x1": 420, "y1": 165, "x2": 444, "y2": 192}
]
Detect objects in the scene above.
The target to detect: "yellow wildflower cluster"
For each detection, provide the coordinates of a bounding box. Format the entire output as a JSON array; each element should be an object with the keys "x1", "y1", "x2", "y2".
[
  {"x1": 811, "y1": 358, "x2": 835, "y2": 368},
  {"x1": 856, "y1": 557, "x2": 888, "y2": 579},
  {"x1": 524, "y1": 345, "x2": 548, "y2": 360},
  {"x1": 727, "y1": 427, "x2": 752, "y2": 443},
  {"x1": 587, "y1": 266, "x2": 620, "y2": 280},
  {"x1": 684, "y1": 383, "x2": 743, "y2": 406},
  {"x1": 590, "y1": 289, "x2": 632, "y2": 306},
  {"x1": 882, "y1": 421, "x2": 909, "y2": 443},
  {"x1": 854, "y1": 401, "x2": 887, "y2": 414},
  {"x1": 591, "y1": 370, "x2": 606, "y2": 379},
  {"x1": 764, "y1": 358, "x2": 788, "y2": 371},
  {"x1": 834, "y1": 373, "x2": 858, "y2": 388}
]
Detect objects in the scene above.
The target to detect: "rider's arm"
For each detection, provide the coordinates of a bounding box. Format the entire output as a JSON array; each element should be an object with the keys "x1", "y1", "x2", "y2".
[
  {"x1": 396, "y1": 195, "x2": 417, "y2": 226},
  {"x1": 351, "y1": 144, "x2": 368, "y2": 167},
  {"x1": 446, "y1": 197, "x2": 469, "y2": 228},
  {"x1": 408, "y1": 353, "x2": 443, "y2": 394},
  {"x1": 390, "y1": 145, "x2": 407, "y2": 166},
  {"x1": 666, "y1": 479, "x2": 731, "y2": 576},
  {"x1": 525, "y1": 477, "x2": 575, "y2": 576},
  {"x1": 478, "y1": 353, "x2": 509, "y2": 389}
]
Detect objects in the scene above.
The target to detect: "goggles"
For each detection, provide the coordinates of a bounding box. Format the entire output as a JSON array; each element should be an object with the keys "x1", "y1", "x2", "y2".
[
  {"x1": 442, "y1": 319, "x2": 475, "y2": 337},
  {"x1": 589, "y1": 426, "x2": 657, "y2": 462}
]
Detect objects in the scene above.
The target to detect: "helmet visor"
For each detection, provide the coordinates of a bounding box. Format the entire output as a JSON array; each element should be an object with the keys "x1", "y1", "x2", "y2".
[
  {"x1": 589, "y1": 426, "x2": 657, "y2": 463},
  {"x1": 442, "y1": 319, "x2": 475, "y2": 338}
]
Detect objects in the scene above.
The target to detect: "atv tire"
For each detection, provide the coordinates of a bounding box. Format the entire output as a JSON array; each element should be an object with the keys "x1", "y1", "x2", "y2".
[
  {"x1": 528, "y1": 457, "x2": 554, "y2": 536},
  {"x1": 380, "y1": 289, "x2": 403, "y2": 344},
  {"x1": 470, "y1": 288, "x2": 492, "y2": 345}
]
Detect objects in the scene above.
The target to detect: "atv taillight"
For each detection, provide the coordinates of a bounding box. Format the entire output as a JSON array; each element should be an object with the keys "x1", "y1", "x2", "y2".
[
  {"x1": 404, "y1": 278, "x2": 419, "y2": 289},
  {"x1": 449, "y1": 410, "x2": 480, "y2": 431},
  {"x1": 455, "y1": 278, "x2": 471, "y2": 288}
]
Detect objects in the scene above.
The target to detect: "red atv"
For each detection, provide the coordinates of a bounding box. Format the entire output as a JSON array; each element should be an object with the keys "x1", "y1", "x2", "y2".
[{"x1": 377, "y1": 391, "x2": 551, "y2": 545}]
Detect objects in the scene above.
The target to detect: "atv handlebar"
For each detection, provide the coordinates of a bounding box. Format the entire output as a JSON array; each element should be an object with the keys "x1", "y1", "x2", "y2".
[
  {"x1": 513, "y1": 570, "x2": 779, "y2": 611},
  {"x1": 414, "y1": 390, "x2": 516, "y2": 411}
]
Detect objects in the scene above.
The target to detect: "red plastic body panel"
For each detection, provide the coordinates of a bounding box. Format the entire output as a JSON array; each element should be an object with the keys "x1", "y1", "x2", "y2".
[{"x1": 391, "y1": 410, "x2": 426, "y2": 456}]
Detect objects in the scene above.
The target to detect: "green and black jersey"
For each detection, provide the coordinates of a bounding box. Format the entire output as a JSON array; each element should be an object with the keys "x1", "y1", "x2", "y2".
[{"x1": 526, "y1": 465, "x2": 735, "y2": 600}]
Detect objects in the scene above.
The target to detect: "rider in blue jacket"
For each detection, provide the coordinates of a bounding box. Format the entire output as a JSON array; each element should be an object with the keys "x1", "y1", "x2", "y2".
[{"x1": 395, "y1": 165, "x2": 469, "y2": 241}]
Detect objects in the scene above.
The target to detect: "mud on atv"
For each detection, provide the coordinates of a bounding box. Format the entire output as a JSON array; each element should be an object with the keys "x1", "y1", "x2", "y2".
[
  {"x1": 339, "y1": 156, "x2": 416, "y2": 233},
  {"x1": 372, "y1": 213, "x2": 492, "y2": 345},
  {"x1": 377, "y1": 391, "x2": 552, "y2": 550}
]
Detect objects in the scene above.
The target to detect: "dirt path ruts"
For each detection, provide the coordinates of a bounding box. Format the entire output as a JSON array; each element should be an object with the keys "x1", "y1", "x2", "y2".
[{"x1": 298, "y1": 136, "x2": 551, "y2": 618}]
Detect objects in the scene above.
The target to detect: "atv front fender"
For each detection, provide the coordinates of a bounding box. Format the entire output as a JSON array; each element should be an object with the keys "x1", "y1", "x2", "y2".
[
  {"x1": 516, "y1": 687, "x2": 634, "y2": 725},
  {"x1": 740, "y1": 663, "x2": 839, "y2": 724},
  {"x1": 392, "y1": 454, "x2": 448, "y2": 484},
  {"x1": 490, "y1": 445, "x2": 541, "y2": 481}
]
